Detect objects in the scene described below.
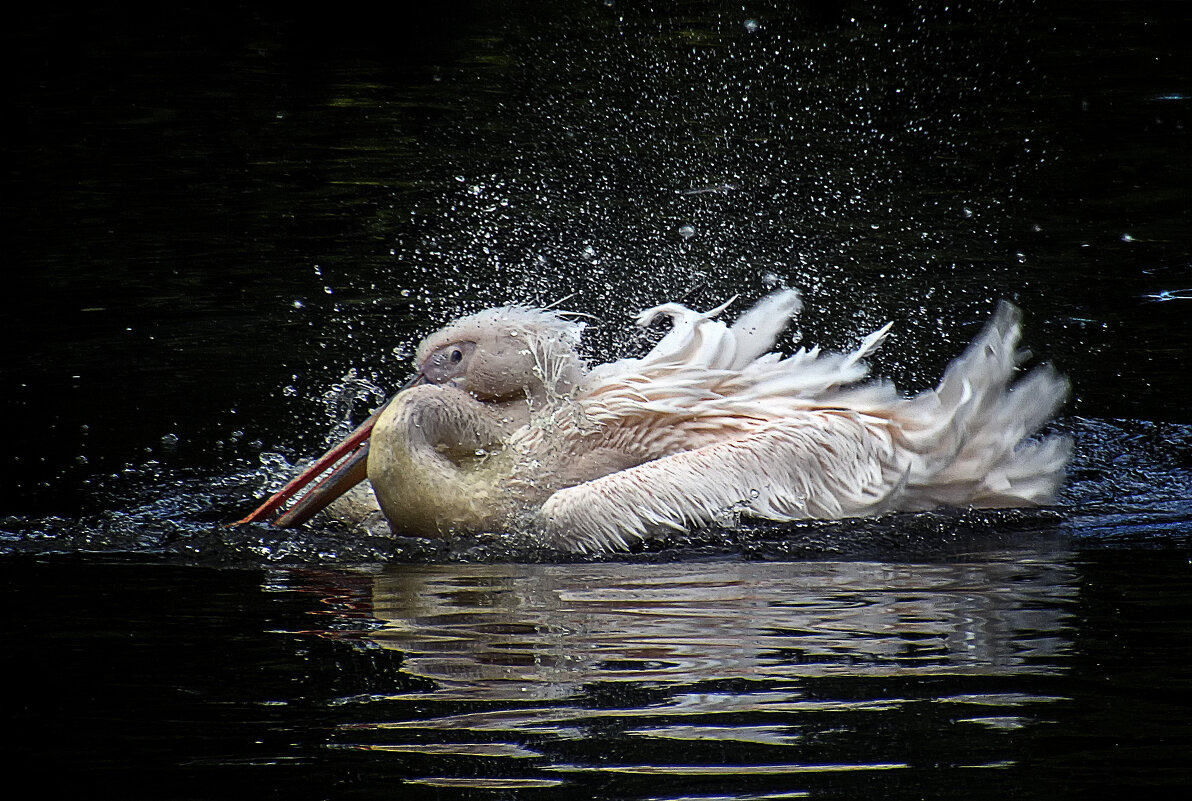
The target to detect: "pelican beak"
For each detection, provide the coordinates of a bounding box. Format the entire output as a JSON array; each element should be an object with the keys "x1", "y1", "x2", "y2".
[{"x1": 233, "y1": 373, "x2": 427, "y2": 528}]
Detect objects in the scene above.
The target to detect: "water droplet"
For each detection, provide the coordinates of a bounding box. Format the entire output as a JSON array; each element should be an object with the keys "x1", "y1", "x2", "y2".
[{"x1": 259, "y1": 451, "x2": 285, "y2": 466}]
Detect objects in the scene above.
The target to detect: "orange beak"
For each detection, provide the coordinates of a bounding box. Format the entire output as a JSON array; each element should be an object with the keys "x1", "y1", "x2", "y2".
[{"x1": 233, "y1": 373, "x2": 424, "y2": 528}]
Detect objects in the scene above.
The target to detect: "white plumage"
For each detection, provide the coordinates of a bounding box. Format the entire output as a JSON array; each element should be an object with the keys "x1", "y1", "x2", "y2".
[{"x1": 249, "y1": 290, "x2": 1071, "y2": 553}]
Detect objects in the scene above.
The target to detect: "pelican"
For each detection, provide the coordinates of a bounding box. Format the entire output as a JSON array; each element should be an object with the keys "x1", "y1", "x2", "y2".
[{"x1": 236, "y1": 290, "x2": 1070, "y2": 552}]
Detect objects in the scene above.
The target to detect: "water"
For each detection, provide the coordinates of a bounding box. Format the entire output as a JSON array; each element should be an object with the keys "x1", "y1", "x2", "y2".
[
  {"x1": 5, "y1": 1, "x2": 1192, "y2": 797},
  {"x1": 10, "y1": 549, "x2": 1191, "y2": 798}
]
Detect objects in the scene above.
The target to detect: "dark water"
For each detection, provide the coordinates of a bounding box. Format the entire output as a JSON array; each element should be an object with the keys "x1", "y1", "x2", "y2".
[
  {"x1": 9, "y1": 547, "x2": 1192, "y2": 799},
  {"x1": 5, "y1": 1, "x2": 1192, "y2": 798}
]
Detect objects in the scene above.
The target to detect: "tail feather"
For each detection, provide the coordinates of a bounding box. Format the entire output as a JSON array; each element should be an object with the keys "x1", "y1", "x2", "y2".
[{"x1": 898, "y1": 303, "x2": 1070, "y2": 508}]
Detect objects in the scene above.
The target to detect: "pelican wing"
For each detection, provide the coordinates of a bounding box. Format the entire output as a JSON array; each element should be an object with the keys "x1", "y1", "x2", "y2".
[
  {"x1": 534, "y1": 411, "x2": 905, "y2": 553},
  {"x1": 536, "y1": 297, "x2": 1070, "y2": 552},
  {"x1": 579, "y1": 289, "x2": 895, "y2": 425}
]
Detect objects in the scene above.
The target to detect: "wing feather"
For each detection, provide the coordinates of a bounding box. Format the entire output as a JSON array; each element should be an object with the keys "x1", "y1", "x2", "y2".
[
  {"x1": 535, "y1": 412, "x2": 904, "y2": 552},
  {"x1": 580, "y1": 290, "x2": 895, "y2": 424}
]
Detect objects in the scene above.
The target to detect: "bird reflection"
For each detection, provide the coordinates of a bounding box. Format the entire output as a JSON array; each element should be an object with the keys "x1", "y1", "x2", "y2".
[{"x1": 317, "y1": 556, "x2": 1077, "y2": 701}]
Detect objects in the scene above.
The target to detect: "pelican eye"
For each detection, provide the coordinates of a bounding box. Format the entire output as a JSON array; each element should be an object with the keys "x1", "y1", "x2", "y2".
[{"x1": 422, "y1": 340, "x2": 475, "y2": 384}]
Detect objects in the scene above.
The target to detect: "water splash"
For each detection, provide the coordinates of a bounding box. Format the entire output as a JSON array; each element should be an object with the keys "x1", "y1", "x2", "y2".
[{"x1": 320, "y1": 370, "x2": 388, "y2": 445}]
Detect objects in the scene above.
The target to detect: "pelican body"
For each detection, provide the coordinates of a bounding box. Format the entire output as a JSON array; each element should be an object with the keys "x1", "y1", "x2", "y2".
[{"x1": 237, "y1": 291, "x2": 1070, "y2": 552}]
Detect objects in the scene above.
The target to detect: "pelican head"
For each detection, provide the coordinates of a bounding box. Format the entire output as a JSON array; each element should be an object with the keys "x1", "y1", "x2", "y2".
[
  {"x1": 233, "y1": 304, "x2": 587, "y2": 529},
  {"x1": 413, "y1": 306, "x2": 585, "y2": 404}
]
